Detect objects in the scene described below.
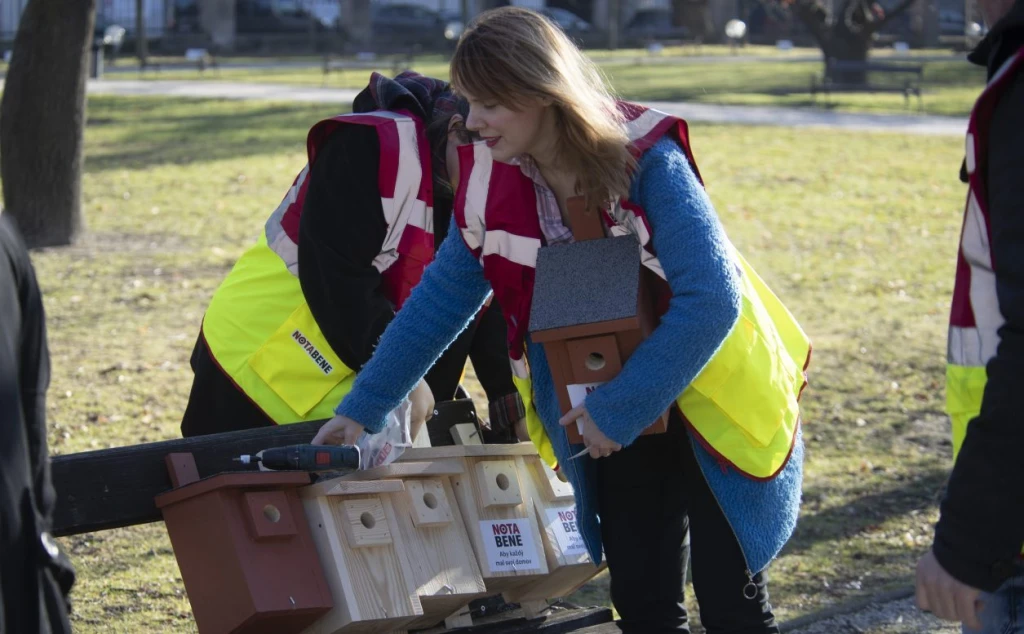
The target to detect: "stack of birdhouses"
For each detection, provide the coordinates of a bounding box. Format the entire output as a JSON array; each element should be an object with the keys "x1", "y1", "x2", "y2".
[{"x1": 159, "y1": 444, "x2": 604, "y2": 633}]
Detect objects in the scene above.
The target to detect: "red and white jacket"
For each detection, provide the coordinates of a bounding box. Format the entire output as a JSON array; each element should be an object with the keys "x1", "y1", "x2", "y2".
[
  {"x1": 265, "y1": 109, "x2": 436, "y2": 308},
  {"x1": 453, "y1": 102, "x2": 699, "y2": 364},
  {"x1": 946, "y1": 48, "x2": 1024, "y2": 455}
]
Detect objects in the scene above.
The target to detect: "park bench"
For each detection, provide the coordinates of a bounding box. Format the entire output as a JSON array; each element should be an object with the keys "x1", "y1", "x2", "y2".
[
  {"x1": 133, "y1": 48, "x2": 219, "y2": 77},
  {"x1": 322, "y1": 49, "x2": 418, "y2": 86},
  {"x1": 50, "y1": 399, "x2": 615, "y2": 633},
  {"x1": 185, "y1": 47, "x2": 219, "y2": 73},
  {"x1": 810, "y1": 57, "x2": 925, "y2": 109}
]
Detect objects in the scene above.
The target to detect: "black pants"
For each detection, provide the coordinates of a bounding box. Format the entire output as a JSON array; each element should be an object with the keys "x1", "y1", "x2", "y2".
[
  {"x1": 596, "y1": 412, "x2": 779, "y2": 634},
  {"x1": 423, "y1": 299, "x2": 516, "y2": 402}
]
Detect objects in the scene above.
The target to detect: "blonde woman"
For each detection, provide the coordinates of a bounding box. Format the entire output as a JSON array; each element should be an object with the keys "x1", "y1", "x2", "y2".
[{"x1": 314, "y1": 8, "x2": 810, "y2": 632}]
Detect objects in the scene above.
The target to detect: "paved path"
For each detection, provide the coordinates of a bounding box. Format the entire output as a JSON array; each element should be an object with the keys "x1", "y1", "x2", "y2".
[
  {"x1": 81, "y1": 78, "x2": 967, "y2": 136},
  {"x1": 96, "y1": 52, "x2": 966, "y2": 73}
]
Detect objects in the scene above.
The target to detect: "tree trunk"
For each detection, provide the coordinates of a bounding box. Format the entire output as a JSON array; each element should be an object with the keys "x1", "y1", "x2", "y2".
[
  {"x1": 822, "y1": 19, "x2": 871, "y2": 83},
  {"x1": 0, "y1": 0, "x2": 96, "y2": 248},
  {"x1": 607, "y1": 0, "x2": 619, "y2": 49},
  {"x1": 135, "y1": 0, "x2": 148, "y2": 66}
]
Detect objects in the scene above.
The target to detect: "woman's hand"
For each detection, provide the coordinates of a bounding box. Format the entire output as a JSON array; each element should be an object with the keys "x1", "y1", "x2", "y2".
[
  {"x1": 559, "y1": 404, "x2": 622, "y2": 459},
  {"x1": 312, "y1": 414, "x2": 365, "y2": 446},
  {"x1": 408, "y1": 378, "x2": 435, "y2": 442}
]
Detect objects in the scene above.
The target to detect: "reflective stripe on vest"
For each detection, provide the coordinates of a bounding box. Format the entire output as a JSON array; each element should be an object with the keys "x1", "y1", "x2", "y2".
[
  {"x1": 455, "y1": 102, "x2": 811, "y2": 478},
  {"x1": 946, "y1": 49, "x2": 1024, "y2": 457},
  {"x1": 265, "y1": 110, "x2": 435, "y2": 309},
  {"x1": 203, "y1": 111, "x2": 434, "y2": 425}
]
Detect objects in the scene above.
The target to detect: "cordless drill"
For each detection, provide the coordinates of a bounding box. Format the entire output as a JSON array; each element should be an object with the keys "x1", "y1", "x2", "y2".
[{"x1": 233, "y1": 444, "x2": 359, "y2": 472}]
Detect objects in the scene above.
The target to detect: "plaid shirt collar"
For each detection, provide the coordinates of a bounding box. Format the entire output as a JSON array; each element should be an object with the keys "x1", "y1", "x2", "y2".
[{"x1": 515, "y1": 155, "x2": 574, "y2": 247}]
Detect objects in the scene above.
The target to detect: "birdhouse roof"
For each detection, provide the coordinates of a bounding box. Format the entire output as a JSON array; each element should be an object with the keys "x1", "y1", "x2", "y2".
[{"x1": 529, "y1": 235, "x2": 642, "y2": 335}]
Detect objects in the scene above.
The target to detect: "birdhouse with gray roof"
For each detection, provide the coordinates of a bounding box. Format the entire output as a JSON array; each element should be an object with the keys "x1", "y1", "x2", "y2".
[{"x1": 528, "y1": 197, "x2": 669, "y2": 445}]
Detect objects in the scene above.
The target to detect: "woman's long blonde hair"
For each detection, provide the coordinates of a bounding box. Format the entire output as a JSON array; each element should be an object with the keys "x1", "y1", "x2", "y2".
[{"x1": 450, "y1": 7, "x2": 635, "y2": 209}]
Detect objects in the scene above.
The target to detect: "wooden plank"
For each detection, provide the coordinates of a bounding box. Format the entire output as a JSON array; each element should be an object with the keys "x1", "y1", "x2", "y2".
[
  {"x1": 452, "y1": 423, "x2": 484, "y2": 446},
  {"x1": 337, "y1": 459, "x2": 466, "y2": 481},
  {"x1": 399, "y1": 443, "x2": 540, "y2": 461},
  {"x1": 300, "y1": 477, "x2": 406, "y2": 499},
  {"x1": 155, "y1": 472, "x2": 312, "y2": 508},
  {"x1": 49, "y1": 418, "x2": 357, "y2": 537},
  {"x1": 444, "y1": 605, "x2": 474, "y2": 629},
  {"x1": 415, "y1": 606, "x2": 614, "y2": 633}
]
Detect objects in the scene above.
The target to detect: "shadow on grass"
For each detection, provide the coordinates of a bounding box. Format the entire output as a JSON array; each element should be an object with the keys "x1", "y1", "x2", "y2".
[
  {"x1": 84, "y1": 97, "x2": 341, "y2": 172},
  {"x1": 785, "y1": 466, "x2": 948, "y2": 557}
]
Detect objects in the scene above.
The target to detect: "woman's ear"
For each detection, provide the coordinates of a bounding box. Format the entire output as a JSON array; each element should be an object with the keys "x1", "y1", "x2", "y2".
[{"x1": 447, "y1": 114, "x2": 465, "y2": 134}]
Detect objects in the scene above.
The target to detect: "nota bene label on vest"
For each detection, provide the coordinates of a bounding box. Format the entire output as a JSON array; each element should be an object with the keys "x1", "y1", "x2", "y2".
[
  {"x1": 479, "y1": 519, "x2": 541, "y2": 573},
  {"x1": 291, "y1": 330, "x2": 333, "y2": 375}
]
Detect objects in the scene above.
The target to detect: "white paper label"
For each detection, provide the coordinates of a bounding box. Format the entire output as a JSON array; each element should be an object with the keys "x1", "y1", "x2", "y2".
[
  {"x1": 545, "y1": 505, "x2": 587, "y2": 558},
  {"x1": 479, "y1": 519, "x2": 542, "y2": 573},
  {"x1": 566, "y1": 383, "x2": 604, "y2": 433}
]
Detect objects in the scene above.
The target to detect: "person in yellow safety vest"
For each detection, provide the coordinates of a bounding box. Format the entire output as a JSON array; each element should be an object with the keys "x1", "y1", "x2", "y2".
[
  {"x1": 312, "y1": 9, "x2": 810, "y2": 633},
  {"x1": 914, "y1": 0, "x2": 1024, "y2": 630},
  {"x1": 180, "y1": 72, "x2": 524, "y2": 441}
]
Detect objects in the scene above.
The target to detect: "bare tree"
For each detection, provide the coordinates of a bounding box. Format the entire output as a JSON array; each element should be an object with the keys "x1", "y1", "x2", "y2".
[
  {"x1": 0, "y1": 0, "x2": 97, "y2": 247},
  {"x1": 786, "y1": 0, "x2": 919, "y2": 80}
]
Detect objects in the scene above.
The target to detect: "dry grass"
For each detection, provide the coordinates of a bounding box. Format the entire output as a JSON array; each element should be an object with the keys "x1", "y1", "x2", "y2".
[{"x1": 30, "y1": 95, "x2": 967, "y2": 631}]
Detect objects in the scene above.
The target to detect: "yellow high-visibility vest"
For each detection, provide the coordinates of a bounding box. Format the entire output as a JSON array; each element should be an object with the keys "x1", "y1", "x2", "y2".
[{"x1": 202, "y1": 110, "x2": 435, "y2": 424}]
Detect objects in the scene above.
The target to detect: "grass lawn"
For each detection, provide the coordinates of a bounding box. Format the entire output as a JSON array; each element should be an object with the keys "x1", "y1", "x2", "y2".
[
  {"x1": 97, "y1": 45, "x2": 987, "y2": 117},
  {"x1": 35, "y1": 95, "x2": 966, "y2": 632}
]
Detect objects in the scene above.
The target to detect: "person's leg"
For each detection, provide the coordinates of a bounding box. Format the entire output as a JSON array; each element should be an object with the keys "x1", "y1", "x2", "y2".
[
  {"x1": 962, "y1": 563, "x2": 1024, "y2": 634},
  {"x1": 422, "y1": 318, "x2": 477, "y2": 402},
  {"x1": 468, "y1": 299, "x2": 516, "y2": 402},
  {"x1": 597, "y1": 419, "x2": 691, "y2": 633},
  {"x1": 468, "y1": 299, "x2": 522, "y2": 443},
  {"x1": 680, "y1": 420, "x2": 779, "y2": 634}
]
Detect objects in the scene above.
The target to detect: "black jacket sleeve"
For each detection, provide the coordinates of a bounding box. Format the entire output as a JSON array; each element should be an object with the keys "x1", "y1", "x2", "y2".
[
  {"x1": 933, "y1": 70, "x2": 1024, "y2": 592},
  {"x1": 298, "y1": 124, "x2": 394, "y2": 371}
]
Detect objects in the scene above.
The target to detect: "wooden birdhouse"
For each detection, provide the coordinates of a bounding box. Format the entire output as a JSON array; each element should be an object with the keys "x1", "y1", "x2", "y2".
[
  {"x1": 155, "y1": 453, "x2": 333, "y2": 634},
  {"x1": 301, "y1": 459, "x2": 488, "y2": 632},
  {"x1": 398, "y1": 445, "x2": 551, "y2": 597},
  {"x1": 529, "y1": 197, "x2": 669, "y2": 445},
  {"x1": 505, "y1": 456, "x2": 606, "y2": 606},
  {"x1": 298, "y1": 478, "x2": 425, "y2": 633}
]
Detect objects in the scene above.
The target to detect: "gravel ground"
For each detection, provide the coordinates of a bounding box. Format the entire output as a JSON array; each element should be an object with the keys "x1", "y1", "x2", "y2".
[{"x1": 785, "y1": 595, "x2": 961, "y2": 634}]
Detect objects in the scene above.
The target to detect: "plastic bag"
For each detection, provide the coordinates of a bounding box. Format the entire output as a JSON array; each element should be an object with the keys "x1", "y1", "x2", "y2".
[{"x1": 354, "y1": 397, "x2": 414, "y2": 470}]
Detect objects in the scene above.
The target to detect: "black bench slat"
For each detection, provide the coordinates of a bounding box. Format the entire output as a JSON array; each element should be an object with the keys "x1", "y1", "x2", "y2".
[{"x1": 51, "y1": 399, "x2": 476, "y2": 537}]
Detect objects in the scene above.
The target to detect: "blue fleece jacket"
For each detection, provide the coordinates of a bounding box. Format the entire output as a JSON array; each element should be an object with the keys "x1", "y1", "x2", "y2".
[{"x1": 336, "y1": 137, "x2": 803, "y2": 573}]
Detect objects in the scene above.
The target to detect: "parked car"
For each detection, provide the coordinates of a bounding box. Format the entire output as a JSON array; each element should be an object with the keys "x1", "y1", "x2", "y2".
[
  {"x1": 366, "y1": 4, "x2": 451, "y2": 50},
  {"x1": 169, "y1": 0, "x2": 200, "y2": 32},
  {"x1": 939, "y1": 8, "x2": 965, "y2": 35},
  {"x1": 236, "y1": 0, "x2": 332, "y2": 34},
  {"x1": 539, "y1": 7, "x2": 592, "y2": 36},
  {"x1": 623, "y1": 8, "x2": 688, "y2": 44}
]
